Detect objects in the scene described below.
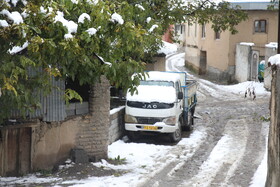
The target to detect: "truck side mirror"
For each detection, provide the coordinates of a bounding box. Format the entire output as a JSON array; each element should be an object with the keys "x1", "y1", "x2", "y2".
[{"x1": 178, "y1": 92, "x2": 183, "y2": 100}]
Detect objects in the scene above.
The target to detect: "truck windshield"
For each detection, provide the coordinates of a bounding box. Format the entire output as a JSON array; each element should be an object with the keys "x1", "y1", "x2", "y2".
[{"x1": 140, "y1": 80, "x2": 174, "y2": 87}]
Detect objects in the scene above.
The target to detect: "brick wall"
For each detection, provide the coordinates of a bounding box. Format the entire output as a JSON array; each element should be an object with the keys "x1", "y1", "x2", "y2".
[{"x1": 82, "y1": 75, "x2": 110, "y2": 161}]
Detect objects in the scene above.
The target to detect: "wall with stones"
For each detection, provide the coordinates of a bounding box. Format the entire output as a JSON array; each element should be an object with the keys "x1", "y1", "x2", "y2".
[
  {"x1": 266, "y1": 67, "x2": 280, "y2": 187},
  {"x1": 82, "y1": 75, "x2": 110, "y2": 161},
  {"x1": 109, "y1": 107, "x2": 125, "y2": 145}
]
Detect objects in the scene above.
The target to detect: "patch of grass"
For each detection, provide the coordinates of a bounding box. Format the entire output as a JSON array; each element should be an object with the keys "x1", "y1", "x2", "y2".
[
  {"x1": 35, "y1": 169, "x2": 53, "y2": 177},
  {"x1": 113, "y1": 172, "x2": 123, "y2": 177},
  {"x1": 260, "y1": 115, "x2": 270, "y2": 122},
  {"x1": 109, "y1": 155, "x2": 126, "y2": 165}
]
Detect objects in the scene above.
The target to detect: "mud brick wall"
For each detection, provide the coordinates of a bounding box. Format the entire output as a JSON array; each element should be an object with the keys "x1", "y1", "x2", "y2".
[
  {"x1": 266, "y1": 68, "x2": 280, "y2": 187},
  {"x1": 0, "y1": 75, "x2": 113, "y2": 175}
]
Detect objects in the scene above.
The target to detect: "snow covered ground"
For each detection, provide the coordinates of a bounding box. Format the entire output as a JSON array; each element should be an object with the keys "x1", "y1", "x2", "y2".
[{"x1": 0, "y1": 45, "x2": 270, "y2": 187}]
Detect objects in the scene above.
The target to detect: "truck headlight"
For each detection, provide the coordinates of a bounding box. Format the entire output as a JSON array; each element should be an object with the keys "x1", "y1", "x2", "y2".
[
  {"x1": 162, "y1": 116, "x2": 176, "y2": 125},
  {"x1": 125, "y1": 114, "x2": 137, "y2": 123}
]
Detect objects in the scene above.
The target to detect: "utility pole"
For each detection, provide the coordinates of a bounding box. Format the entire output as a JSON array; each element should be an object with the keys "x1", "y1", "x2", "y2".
[{"x1": 278, "y1": 0, "x2": 280, "y2": 53}]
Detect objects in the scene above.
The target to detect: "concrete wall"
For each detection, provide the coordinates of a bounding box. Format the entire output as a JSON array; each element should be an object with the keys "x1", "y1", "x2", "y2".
[
  {"x1": 146, "y1": 56, "x2": 166, "y2": 71},
  {"x1": 264, "y1": 46, "x2": 277, "y2": 90},
  {"x1": 266, "y1": 66, "x2": 280, "y2": 187},
  {"x1": 184, "y1": 10, "x2": 277, "y2": 82},
  {"x1": 235, "y1": 44, "x2": 251, "y2": 82},
  {"x1": 32, "y1": 117, "x2": 82, "y2": 170}
]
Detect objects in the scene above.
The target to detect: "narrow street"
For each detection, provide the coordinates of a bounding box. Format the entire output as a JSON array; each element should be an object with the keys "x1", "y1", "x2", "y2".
[{"x1": 138, "y1": 53, "x2": 270, "y2": 187}]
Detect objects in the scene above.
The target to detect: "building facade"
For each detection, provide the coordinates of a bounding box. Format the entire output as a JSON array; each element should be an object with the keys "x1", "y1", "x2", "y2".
[{"x1": 185, "y1": 1, "x2": 278, "y2": 83}]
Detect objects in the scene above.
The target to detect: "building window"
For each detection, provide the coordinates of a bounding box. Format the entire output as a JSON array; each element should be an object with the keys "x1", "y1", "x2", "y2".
[
  {"x1": 215, "y1": 31, "x2": 221, "y2": 40},
  {"x1": 188, "y1": 23, "x2": 190, "y2": 36},
  {"x1": 175, "y1": 24, "x2": 185, "y2": 35},
  {"x1": 195, "y1": 23, "x2": 197, "y2": 37},
  {"x1": 181, "y1": 24, "x2": 185, "y2": 34},
  {"x1": 202, "y1": 24, "x2": 206, "y2": 38},
  {"x1": 254, "y1": 20, "x2": 266, "y2": 33}
]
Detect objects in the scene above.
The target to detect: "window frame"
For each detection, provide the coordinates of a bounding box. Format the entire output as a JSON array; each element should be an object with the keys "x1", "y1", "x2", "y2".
[
  {"x1": 215, "y1": 31, "x2": 221, "y2": 40},
  {"x1": 254, "y1": 20, "x2": 267, "y2": 33},
  {"x1": 202, "y1": 24, "x2": 206, "y2": 38}
]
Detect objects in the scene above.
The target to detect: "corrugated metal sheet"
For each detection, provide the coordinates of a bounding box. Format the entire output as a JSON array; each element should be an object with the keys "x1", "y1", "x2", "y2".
[
  {"x1": 10, "y1": 67, "x2": 67, "y2": 122},
  {"x1": 43, "y1": 77, "x2": 66, "y2": 122}
]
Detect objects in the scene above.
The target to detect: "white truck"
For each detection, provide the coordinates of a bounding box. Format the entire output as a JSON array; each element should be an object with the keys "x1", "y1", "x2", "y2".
[{"x1": 125, "y1": 71, "x2": 197, "y2": 142}]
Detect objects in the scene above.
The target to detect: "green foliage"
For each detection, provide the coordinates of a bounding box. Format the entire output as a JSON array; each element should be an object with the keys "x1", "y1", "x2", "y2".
[
  {"x1": 109, "y1": 155, "x2": 126, "y2": 165},
  {"x1": 0, "y1": 0, "x2": 247, "y2": 122},
  {"x1": 65, "y1": 88, "x2": 83, "y2": 105},
  {"x1": 260, "y1": 115, "x2": 271, "y2": 122}
]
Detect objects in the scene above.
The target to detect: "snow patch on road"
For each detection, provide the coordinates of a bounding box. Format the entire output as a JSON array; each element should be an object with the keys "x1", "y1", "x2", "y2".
[{"x1": 180, "y1": 119, "x2": 248, "y2": 187}]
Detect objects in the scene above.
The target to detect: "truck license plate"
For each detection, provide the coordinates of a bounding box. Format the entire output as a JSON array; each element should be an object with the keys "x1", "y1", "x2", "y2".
[{"x1": 143, "y1": 126, "x2": 158, "y2": 130}]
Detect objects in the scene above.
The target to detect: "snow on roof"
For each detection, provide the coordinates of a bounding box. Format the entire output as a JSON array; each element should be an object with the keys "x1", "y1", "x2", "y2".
[
  {"x1": 157, "y1": 41, "x2": 178, "y2": 55},
  {"x1": 184, "y1": 0, "x2": 274, "y2": 10},
  {"x1": 266, "y1": 42, "x2": 278, "y2": 49},
  {"x1": 127, "y1": 85, "x2": 176, "y2": 103},
  {"x1": 240, "y1": 42, "x2": 255, "y2": 46},
  {"x1": 145, "y1": 71, "x2": 181, "y2": 82},
  {"x1": 268, "y1": 54, "x2": 280, "y2": 66}
]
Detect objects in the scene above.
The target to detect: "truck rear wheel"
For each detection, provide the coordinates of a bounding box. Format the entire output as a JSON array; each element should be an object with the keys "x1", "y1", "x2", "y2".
[
  {"x1": 169, "y1": 119, "x2": 182, "y2": 143},
  {"x1": 185, "y1": 107, "x2": 195, "y2": 131}
]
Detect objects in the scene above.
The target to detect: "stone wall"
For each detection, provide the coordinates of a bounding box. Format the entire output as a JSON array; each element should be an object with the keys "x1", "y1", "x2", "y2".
[
  {"x1": 266, "y1": 67, "x2": 280, "y2": 187},
  {"x1": 109, "y1": 107, "x2": 125, "y2": 145}
]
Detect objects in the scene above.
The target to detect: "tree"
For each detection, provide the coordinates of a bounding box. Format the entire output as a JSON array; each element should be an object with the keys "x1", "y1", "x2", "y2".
[{"x1": 0, "y1": 0, "x2": 247, "y2": 122}]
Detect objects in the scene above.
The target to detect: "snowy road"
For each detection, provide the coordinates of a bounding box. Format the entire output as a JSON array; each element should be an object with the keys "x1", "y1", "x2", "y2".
[
  {"x1": 138, "y1": 52, "x2": 270, "y2": 187},
  {"x1": 0, "y1": 52, "x2": 270, "y2": 187}
]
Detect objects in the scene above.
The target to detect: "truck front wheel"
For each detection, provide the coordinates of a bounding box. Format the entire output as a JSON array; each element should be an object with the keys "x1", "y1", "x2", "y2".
[
  {"x1": 169, "y1": 119, "x2": 182, "y2": 143},
  {"x1": 127, "y1": 131, "x2": 140, "y2": 142}
]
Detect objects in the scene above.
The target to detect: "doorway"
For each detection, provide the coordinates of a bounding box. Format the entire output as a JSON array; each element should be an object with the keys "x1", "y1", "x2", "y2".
[
  {"x1": 250, "y1": 51, "x2": 259, "y2": 81},
  {"x1": 199, "y1": 51, "x2": 207, "y2": 75}
]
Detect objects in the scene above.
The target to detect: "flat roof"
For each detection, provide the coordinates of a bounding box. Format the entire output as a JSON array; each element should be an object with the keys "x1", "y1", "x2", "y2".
[{"x1": 230, "y1": 2, "x2": 277, "y2": 10}]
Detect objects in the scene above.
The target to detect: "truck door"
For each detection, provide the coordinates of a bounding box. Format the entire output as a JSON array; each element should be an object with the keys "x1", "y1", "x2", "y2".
[{"x1": 175, "y1": 81, "x2": 183, "y2": 116}]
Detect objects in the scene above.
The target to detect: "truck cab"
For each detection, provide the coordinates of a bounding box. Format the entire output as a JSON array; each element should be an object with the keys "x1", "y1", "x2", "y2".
[{"x1": 125, "y1": 71, "x2": 197, "y2": 142}]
